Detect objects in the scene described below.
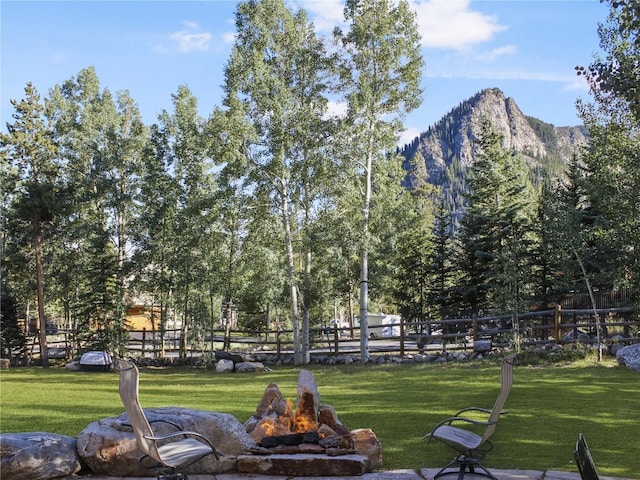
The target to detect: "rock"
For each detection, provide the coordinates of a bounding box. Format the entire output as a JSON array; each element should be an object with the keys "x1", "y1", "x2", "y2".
[
  {"x1": 250, "y1": 383, "x2": 288, "y2": 418},
  {"x1": 318, "y1": 404, "x2": 350, "y2": 436},
  {"x1": 215, "y1": 351, "x2": 244, "y2": 364},
  {"x1": 294, "y1": 370, "x2": 320, "y2": 432},
  {"x1": 237, "y1": 452, "x2": 370, "y2": 476},
  {"x1": 350, "y1": 428, "x2": 383, "y2": 469},
  {"x1": 76, "y1": 407, "x2": 256, "y2": 476},
  {"x1": 65, "y1": 360, "x2": 81, "y2": 371},
  {"x1": 616, "y1": 344, "x2": 640, "y2": 372},
  {"x1": 0, "y1": 358, "x2": 9, "y2": 369},
  {"x1": 235, "y1": 361, "x2": 267, "y2": 372},
  {"x1": 0, "y1": 432, "x2": 82, "y2": 480},
  {"x1": 216, "y1": 358, "x2": 234, "y2": 372},
  {"x1": 473, "y1": 339, "x2": 492, "y2": 353}
]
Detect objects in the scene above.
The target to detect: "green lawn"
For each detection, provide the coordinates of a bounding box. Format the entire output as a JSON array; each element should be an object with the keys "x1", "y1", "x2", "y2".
[{"x1": 1, "y1": 356, "x2": 638, "y2": 478}]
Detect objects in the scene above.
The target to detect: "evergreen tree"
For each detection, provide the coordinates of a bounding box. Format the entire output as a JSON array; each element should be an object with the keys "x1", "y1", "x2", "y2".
[
  {"x1": 0, "y1": 290, "x2": 27, "y2": 360},
  {"x1": 457, "y1": 119, "x2": 540, "y2": 333},
  {"x1": 1, "y1": 83, "x2": 62, "y2": 367}
]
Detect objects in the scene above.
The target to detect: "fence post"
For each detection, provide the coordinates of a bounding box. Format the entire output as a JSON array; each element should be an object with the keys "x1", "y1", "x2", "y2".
[
  {"x1": 400, "y1": 316, "x2": 405, "y2": 356},
  {"x1": 141, "y1": 328, "x2": 147, "y2": 356},
  {"x1": 599, "y1": 312, "x2": 608, "y2": 339},
  {"x1": 224, "y1": 323, "x2": 231, "y2": 352},
  {"x1": 555, "y1": 304, "x2": 562, "y2": 344},
  {"x1": 276, "y1": 328, "x2": 281, "y2": 361},
  {"x1": 333, "y1": 328, "x2": 339, "y2": 356}
]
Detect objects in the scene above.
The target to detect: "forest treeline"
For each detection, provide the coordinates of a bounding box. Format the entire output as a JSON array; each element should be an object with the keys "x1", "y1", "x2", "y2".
[{"x1": 1, "y1": 0, "x2": 639, "y2": 366}]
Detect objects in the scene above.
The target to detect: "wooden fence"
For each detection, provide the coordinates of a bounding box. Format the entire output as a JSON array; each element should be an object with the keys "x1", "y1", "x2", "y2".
[
  {"x1": 123, "y1": 305, "x2": 640, "y2": 359},
  {"x1": 31, "y1": 305, "x2": 639, "y2": 362}
]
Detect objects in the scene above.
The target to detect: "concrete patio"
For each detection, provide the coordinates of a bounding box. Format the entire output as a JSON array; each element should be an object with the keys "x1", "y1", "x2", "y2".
[{"x1": 60, "y1": 468, "x2": 634, "y2": 480}]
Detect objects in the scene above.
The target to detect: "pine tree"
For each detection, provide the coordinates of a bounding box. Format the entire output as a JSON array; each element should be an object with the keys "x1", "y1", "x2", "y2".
[{"x1": 1, "y1": 83, "x2": 62, "y2": 367}]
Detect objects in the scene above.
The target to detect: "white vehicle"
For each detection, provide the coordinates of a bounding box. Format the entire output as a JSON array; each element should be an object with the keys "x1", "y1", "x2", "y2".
[{"x1": 367, "y1": 314, "x2": 401, "y2": 338}]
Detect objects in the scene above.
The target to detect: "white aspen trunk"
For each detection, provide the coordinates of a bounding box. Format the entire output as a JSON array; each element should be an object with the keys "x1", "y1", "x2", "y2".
[
  {"x1": 281, "y1": 178, "x2": 303, "y2": 365},
  {"x1": 359, "y1": 149, "x2": 373, "y2": 364},
  {"x1": 572, "y1": 245, "x2": 603, "y2": 362}
]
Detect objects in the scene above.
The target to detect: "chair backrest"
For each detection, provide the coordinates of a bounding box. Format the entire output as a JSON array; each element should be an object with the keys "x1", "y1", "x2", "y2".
[
  {"x1": 481, "y1": 354, "x2": 516, "y2": 443},
  {"x1": 574, "y1": 433, "x2": 599, "y2": 480},
  {"x1": 116, "y1": 358, "x2": 161, "y2": 462}
]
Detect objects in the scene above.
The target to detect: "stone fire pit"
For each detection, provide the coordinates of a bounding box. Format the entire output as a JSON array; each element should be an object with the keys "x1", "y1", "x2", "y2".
[
  {"x1": 238, "y1": 369, "x2": 382, "y2": 476},
  {"x1": 0, "y1": 369, "x2": 381, "y2": 478}
]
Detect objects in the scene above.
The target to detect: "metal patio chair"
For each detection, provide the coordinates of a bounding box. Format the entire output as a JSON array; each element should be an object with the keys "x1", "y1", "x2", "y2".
[
  {"x1": 574, "y1": 433, "x2": 599, "y2": 480},
  {"x1": 115, "y1": 358, "x2": 218, "y2": 480},
  {"x1": 423, "y1": 354, "x2": 517, "y2": 480}
]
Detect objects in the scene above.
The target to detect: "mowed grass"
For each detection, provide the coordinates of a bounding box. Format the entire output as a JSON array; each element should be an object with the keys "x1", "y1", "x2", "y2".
[{"x1": 1, "y1": 356, "x2": 638, "y2": 478}]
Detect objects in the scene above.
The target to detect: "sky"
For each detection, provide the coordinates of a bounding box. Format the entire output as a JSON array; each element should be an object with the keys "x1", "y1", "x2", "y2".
[{"x1": 1, "y1": 0, "x2": 611, "y2": 146}]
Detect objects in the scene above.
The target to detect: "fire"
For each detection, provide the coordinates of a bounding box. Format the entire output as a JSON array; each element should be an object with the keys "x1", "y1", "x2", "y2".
[
  {"x1": 293, "y1": 414, "x2": 319, "y2": 434},
  {"x1": 261, "y1": 418, "x2": 277, "y2": 437}
]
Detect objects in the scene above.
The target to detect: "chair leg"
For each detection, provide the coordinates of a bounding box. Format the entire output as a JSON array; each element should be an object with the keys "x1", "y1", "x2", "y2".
[
  {"x1": 156, "y1": 467, "x2": 187, "y2": 480},
  {"x1": 433, "y1": 454, "x2": 499, "y2": 480}
]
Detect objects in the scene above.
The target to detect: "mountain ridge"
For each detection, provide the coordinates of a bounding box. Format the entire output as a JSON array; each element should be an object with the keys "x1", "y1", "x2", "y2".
[{"x1": 401, "y1": 87, "x2": 589, "y2": 188}]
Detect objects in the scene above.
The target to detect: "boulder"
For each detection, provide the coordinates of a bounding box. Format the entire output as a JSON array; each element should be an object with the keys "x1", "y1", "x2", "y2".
[
  {"x1": 0, "y1": 431, "x2": 82, "y2": 480},
  {"x1": 235, "y1": 361, "x2": 267, "y2": 372},
  {"x1": 214, "y1": 351, "x2": 244, "y2": 364},
  {"x1": 0, "y1": 358, "x2": 10, "y2": 369},
  {"x1": 216, "y1": 358, "x2": 235, "y2": 373},
  {"x1": 616, "y1": 344, "x2": 640, "y2": 372},
  {"x1": 473, "y1": 339, "x2": 492, "y2": 353},
  {"x1": 76, "y1": 407, "x2": 256, "y2": 476}
]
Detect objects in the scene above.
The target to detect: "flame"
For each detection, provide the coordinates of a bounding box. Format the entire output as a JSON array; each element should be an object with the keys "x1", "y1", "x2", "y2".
[
  {"x1": 293, "y1": 414, "x2": 319, "y2": 433},
  {"x1": 262, "y1": 418, "x2": 277, "y2": 436},
  {"x1": 258, "y1": 397, "x2": 320, "y2": 436}
]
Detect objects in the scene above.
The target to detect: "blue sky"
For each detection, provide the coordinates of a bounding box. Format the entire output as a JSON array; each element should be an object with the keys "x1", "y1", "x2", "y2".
[{"x1": 1, "y1": 1, "x2": 610, "y2": 146}]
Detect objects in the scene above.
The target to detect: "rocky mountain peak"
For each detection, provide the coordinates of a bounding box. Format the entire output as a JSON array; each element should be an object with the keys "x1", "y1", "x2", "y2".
[{"x1": 401, "y1": 87, "x2": 588, "y2": 186}]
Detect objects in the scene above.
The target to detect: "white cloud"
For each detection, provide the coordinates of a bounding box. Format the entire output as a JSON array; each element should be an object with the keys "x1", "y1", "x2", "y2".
[
  {"x1": 169, "y1": 22, "x2": 212, "y2": 53},
  {"x1": 398, "y1": 127, "x2": 421, "y2": 147},
  {"x1": 475, "y1": 45, "x2": 517, "y2": 62},
  {"x1": 292, "y1": 0, "x2": 345, "y2": 34},
  {"x1": 425, "y1": 67, "x2": 588, "y2": 93},
  {"x1": 325, "y1": 100, "x2": 348, "y2": 119},
  {"x1": 564, "y1": 75, "x2": 589, "y2": 92},
  {"x1": 409, "y1": 0, "x2": 506, "y2": 50},
  {"x1": 222, "y1": 31, "x2": 236, "y2": 45}
]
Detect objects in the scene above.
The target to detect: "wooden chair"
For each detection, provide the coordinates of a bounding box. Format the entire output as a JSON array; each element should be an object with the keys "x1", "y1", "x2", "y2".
[
  {"x1": 115, "y1": 358, "x2": 218, "y2": 480},
  {"x1": 574, "y1": 433, "x2": 599, "y2": 480},
  {"x1": 423, "y1": 354, "x2": 517, "y2": 480}
]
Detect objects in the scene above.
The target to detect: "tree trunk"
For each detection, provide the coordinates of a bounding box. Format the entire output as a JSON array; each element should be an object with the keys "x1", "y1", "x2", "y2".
[
  {"x1": 359, "y1": 149, "x2": 373, "y2": 364},
  {"x1": 302, "y1": 197, "x2": 312, "y2": 364},
  {"x1": 180, "y1": 281, "x2": 190, "y2": 361},
  {"x1": 281, "y1": 178, "x2": 303, "y2": 365},
  {"x1": 34, "y1": 220, "x2": 50, "y2": 368},
  {"x1": 572, "y1": 245, "x2": 603, "y2": 362}
]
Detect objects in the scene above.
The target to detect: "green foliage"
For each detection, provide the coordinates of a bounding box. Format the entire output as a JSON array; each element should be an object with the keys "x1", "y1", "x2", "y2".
[
  {"x1": 0, "y1": 291, "x2": 26, "y2": 359},
  {"x1": 334, "y1": 0, "x2": 424, "y2": 359},
  {"x1": 3, "y1": 0, "x2": 639, "y2": 372},
  {"x1": 578, "y1": 0, "x2": 640, "y2": 121},
  {"x1": 456, "y1": 119, "x2": 540, "y2": 319}
]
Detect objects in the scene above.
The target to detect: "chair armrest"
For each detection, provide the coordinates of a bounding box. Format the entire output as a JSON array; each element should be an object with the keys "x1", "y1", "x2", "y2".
[
  {"x1": 148, "y1": 418, "x2": 182, "y2": 430},
  {"x1": 453, "y1": 406, "x2": 491, "y2": 416},
  {"x1": 422, "y1": 416, "x2": 498, "y2": 443},
  {"x1": 454, "y1": 406, "x2": 508, "y2": 416}
]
